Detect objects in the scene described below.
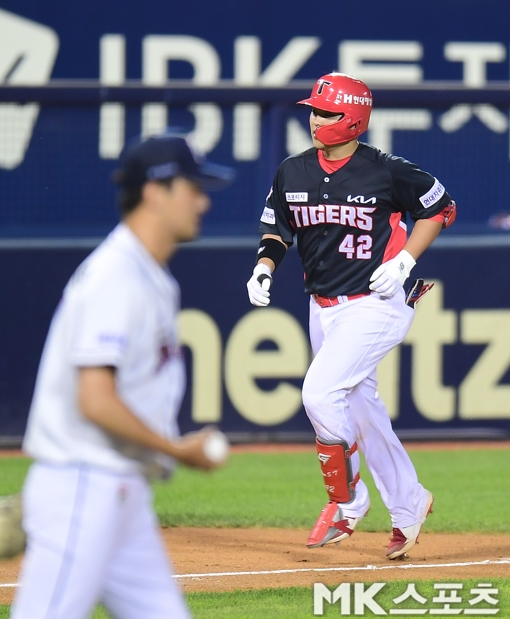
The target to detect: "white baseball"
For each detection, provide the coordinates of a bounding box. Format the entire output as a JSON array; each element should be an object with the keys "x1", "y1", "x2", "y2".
[{"x1": 203, "y1": 431, "x2": 229, "y2": 464}]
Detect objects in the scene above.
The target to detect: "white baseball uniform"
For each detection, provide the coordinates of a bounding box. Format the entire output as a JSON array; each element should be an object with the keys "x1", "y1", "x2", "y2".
[
  {"x1": 11, "y1": 223, "x2": 191, "y2": 619},
  {"x1": 305, "y1": 288, "x2": 426, "y2": 526}
]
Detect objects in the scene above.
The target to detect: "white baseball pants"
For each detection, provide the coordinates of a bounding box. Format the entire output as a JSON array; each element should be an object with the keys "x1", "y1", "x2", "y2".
[
  {"x1": 303, "y1": 289, "x2": 429, "y2": 529},
  {"x1": 10, "y1": 463, "x2": 190, "y2": 619}
]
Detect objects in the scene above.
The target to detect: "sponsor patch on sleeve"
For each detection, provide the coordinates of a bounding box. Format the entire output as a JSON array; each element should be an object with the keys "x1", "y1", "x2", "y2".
[
  {"x1": 285, "y1": 192, "x2": 308, "y2": 202},
  {"x1": 260, "y1": 206, "x2": 275, "y2": 224},
  {"x1": 419, "y1": 178, "x2": 445, "y2": 209}
]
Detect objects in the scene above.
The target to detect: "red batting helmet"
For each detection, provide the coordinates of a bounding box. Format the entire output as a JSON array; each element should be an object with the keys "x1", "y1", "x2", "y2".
[{"x1": 298, "y1": 73, "x2": 373, "y2": 146}]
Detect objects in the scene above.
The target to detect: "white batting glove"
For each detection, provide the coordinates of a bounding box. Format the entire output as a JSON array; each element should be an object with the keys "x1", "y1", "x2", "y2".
[
  {"x1": 247, "y1": 263, "x2": 273, "y2": 306},
  {"x1": 369, "y1": 250, "x2": 416, "y2": 299}
]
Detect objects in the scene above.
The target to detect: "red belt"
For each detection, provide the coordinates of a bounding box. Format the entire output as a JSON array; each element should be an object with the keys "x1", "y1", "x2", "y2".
[{"x1": 312, "y1": 292, "x2": 369, "y2": 308}]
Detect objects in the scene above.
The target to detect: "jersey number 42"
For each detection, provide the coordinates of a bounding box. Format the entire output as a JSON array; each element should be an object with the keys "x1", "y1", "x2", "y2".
[{"x1": 338, "y1": 234, "x2": 372, "y2": 259}]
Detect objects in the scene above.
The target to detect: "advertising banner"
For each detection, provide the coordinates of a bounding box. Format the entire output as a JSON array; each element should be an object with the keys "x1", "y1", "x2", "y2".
[
  {"x1": 1, "y1": 1, "x2": 510, "y2": 236},
  {"x1": 1, "y1": 241, "x2": 509, "y2": 441}
]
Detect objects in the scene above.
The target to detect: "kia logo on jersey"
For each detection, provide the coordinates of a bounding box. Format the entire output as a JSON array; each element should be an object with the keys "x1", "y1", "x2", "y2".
[
  {"x1": 347, "y1": 195, "x2": 377, "y2": 204},
  {"x1": 0, "y1": 9, "x2": 59, "y2": 170}
]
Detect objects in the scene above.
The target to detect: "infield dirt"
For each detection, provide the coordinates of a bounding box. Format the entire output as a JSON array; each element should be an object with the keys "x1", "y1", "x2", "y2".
[
  {"x1": 1, "y1": 528, "x2": 510, "y2": 602},
  {"x1": 1, "y1": 441, "x2": 509, "y2": 602}
]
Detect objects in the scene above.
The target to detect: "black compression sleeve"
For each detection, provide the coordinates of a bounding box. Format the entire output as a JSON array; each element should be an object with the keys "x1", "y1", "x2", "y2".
[{"x1": 256, "y1": 238, "x2": 287, "y2": 271}]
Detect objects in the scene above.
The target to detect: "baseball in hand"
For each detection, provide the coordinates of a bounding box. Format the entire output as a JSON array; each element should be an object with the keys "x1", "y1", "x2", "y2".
[{"x1": 203, "y1": 430, "x2": 230, "y2": 464}]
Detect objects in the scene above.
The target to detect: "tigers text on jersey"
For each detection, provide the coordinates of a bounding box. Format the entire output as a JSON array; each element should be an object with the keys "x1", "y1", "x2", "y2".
[
  {"x1": 259, "y1": 143, "x2": 452, "y2": 297},
  {"x1": 23, "y1": 223, "x2": 184, "y2": 478}
]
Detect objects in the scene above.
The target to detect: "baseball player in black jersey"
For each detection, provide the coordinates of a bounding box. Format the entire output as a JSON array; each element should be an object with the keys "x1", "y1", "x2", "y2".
[{"x1": 247, "y1": 73, "x2": 456, "y2": 560}]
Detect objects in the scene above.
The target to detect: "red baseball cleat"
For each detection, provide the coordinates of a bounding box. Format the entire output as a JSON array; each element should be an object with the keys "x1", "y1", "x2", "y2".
[
  {"x1": 307, "y1": 501, "x2": 368, "y2": 548},
  {"x1": 386, "y1": 490, "x2": 434, "y2": 560}
]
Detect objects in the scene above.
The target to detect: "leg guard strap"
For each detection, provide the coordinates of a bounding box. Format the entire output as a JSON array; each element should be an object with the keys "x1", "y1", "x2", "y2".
[{"x1": 316, "y1": 438, "x2": 359, "y2": 503}]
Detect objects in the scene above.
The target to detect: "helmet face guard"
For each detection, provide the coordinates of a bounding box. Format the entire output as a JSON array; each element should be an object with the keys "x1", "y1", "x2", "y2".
[{"x1": 298, "y1": 73, "x2": 373, "y2": 146}]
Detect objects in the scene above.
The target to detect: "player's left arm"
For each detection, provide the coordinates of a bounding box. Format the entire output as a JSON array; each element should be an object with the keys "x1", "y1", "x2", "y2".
[
  {"x1": 402, "y1": 196, "x2": 457, "y2": 261},
  {"x1": 370, "y1": 158, "x2": 456, "y2": 298},
  {"x1": 403, "y1": 217, "x2": 443, "y2": 261},
  {"x1": 369, "y1": 217, "x2": 446, "y2": 298}
]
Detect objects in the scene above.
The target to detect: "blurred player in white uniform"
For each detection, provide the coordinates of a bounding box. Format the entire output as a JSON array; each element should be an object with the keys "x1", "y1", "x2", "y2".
[
  {"x1": 11, "y1": 134, "x2": 235, "y2": 619},
  {"x1": 247, "y1": 73, "x2": 456, "y2": 559}
]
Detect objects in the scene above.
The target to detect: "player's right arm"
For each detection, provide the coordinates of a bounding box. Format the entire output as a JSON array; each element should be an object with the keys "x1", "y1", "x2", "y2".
[
  {"x1": 78, "y1": 366, "x2": 223, "y2": 471},
  {"x1": 257, "y1": 233, "x2": 287, "y2": 272},
  {"x1": 247, "y1": 171, "x2": 293, "y2": 306},
  {"x1": 247, "y1": 233, "x2": 288, "y2": 306}
]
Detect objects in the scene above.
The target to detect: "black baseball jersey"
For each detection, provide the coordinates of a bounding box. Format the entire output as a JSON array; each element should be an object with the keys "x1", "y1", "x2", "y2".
[{"x1": 259, "y1": 143, "x2": 452, "y2": 297}]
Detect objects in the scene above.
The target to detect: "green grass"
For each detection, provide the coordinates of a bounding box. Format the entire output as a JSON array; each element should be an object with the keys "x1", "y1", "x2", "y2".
[
  {"x1": 2, "y1": 578, "x2": 509, "y2": 618},
  {"x1": 1, "y1": 448, "x2": 510, "y2": 533},
  {"x1": 155, "y1": 448, "x2": 510, "y2": 533},
  {"x1": 1, "y1": 450, "x2": 509, "y2": 618},
  {"x1": 186, "y1": 579, "x2": 510, "y2": 618},
  {"x1": 153, "y1": 452, "x2": 325, "y2": 528},
  {"x1": 402, "y1": 448, "x2": 510, "y2": 534},
  {"x1": 0, "y1": 458, "x2": 31, "y2": 495}
]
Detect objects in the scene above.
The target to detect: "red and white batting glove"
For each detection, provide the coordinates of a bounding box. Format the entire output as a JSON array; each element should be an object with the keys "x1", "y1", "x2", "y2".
[
  {"x1": 247, "y1": 263, "x2": 273, "y2": 306},
  {"x1": 369, "y1": 250, "x2": 416, "y2": 299}
]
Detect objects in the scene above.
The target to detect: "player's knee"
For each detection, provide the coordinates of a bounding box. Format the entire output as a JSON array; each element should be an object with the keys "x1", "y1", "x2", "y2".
[
  {"x1": 303, "y1": 375, "x2": 350, "y2": 414},
  {"x1": 302, "y1": 383, "x2": 327, "y2": 418}
]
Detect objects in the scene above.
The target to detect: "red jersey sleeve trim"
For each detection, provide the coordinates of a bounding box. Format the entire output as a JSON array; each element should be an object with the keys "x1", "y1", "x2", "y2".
[
  {"x1": 382, "y1": 212, "x2": 407, "y2": 263},
  {"x1": 428, "y1": 213, "x2": 444, "y2": 223}
]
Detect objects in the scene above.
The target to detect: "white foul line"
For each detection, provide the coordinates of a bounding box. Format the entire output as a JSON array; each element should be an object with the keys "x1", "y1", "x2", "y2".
[
  {"x1": 2, "y1": 558, "x2": 509, "y2": 588},
  {"x1": 174, "y1": 558, "x2": 510, "y2": 579}
]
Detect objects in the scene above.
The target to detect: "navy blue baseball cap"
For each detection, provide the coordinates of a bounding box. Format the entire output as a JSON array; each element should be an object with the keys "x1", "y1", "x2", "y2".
[{"x1": 114, "y1": 133, "x2": 236, "y2": 191}]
